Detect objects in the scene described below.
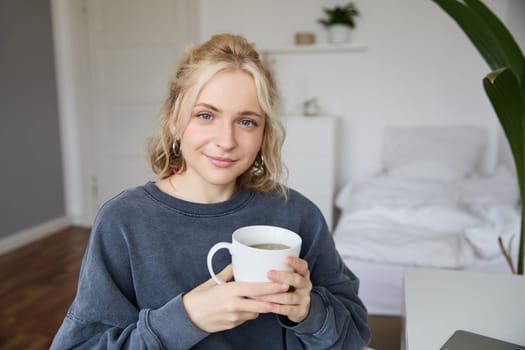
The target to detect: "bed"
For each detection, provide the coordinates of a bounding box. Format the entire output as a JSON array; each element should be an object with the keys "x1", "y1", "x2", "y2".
[{"x1": 333, "y1": 125, "x2": 521, "y2": 316}]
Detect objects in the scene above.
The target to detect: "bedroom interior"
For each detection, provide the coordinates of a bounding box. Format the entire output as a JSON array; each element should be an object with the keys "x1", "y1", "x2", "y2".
[{"x1": 1, "y1": 0, "x2": 524, "y2": 349}]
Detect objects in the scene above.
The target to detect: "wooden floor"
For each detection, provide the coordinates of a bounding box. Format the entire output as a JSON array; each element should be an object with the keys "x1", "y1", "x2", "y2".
[
  {"x1": 0, "y1": 227, "x2": 401, "y2": 350},
  {"x1": 0, "y1": 227, "x2": 89, "y2": 349}
]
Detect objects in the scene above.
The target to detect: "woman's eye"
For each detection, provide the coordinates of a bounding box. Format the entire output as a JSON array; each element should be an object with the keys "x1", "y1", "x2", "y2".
[
  {"x1": 197, "y1": 112, "x2": 213, "y2": 120},
  {"x1": 239, "y1": 119, "x2": 257, "y2": 127}
]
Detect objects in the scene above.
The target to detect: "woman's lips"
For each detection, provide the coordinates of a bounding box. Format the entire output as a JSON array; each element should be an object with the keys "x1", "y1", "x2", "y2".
[{"x1": 206, "y1": 155, "x2": 237, "y2": 168}]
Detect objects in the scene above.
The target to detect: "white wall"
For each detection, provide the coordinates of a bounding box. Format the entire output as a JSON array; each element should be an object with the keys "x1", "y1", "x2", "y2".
[
  {"x1": 199, "y1": 0, "x2": 515, "y2": 189},
  {"x1": 55, "y1": 0, "x2": 522, "y2": 225}
]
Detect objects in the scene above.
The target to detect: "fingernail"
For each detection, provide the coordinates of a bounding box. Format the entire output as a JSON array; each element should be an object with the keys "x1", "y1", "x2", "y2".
[
  {"x1": 268, "y1": 270, "x2": 276, "y2": 279},
  {"x1": 281, "y1": 283, "x2": 290, "y2": 291}
]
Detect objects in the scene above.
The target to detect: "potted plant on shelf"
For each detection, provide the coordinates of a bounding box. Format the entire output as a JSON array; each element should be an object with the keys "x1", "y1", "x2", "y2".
[
  {"x1": 318, "y1": 2, "x2": 359, "y2": 44},
  {"x1": 432, "y1": 0, "x2": 524, "y2": 274}
]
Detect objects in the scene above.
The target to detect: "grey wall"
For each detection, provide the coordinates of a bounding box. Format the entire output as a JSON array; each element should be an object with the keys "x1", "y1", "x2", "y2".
[{"x1": 0, "y1": 0, "x2": 65, "y2": 238}]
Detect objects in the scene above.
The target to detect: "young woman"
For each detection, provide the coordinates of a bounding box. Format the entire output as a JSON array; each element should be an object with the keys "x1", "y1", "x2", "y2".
[{"x1": 51, "y1": 34, "x2": 370, "y2": 350}]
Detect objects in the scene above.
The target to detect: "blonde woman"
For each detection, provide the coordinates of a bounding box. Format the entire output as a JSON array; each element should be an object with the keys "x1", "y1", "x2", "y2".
[{"x1": 52, "y1": 34, "x2": 370, "y2": 350}]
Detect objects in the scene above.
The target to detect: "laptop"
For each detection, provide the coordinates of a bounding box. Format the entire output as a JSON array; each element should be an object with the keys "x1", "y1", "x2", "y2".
[{"x1": 440, "y1": 330, "x2": 525, "y2": 350}]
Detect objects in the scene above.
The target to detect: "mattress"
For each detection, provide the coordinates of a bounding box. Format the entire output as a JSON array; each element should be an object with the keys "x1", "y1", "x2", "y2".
[
  {"x1": 345, "y1": 259, "x2": 405, "y2": 316},
  {"x1": 343, "y1": 255, "x2": 514, "y2": 316}
]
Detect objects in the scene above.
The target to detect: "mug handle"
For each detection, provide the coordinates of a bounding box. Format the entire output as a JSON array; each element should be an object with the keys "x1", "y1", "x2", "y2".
[{"x1": 206, "y1": 242, "x2": 232, "y2": 285}]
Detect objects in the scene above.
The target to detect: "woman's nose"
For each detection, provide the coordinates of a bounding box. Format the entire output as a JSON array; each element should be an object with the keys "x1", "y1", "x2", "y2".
[{"x1": 214, "y1": 123, "x2": 236, "y2": 150}]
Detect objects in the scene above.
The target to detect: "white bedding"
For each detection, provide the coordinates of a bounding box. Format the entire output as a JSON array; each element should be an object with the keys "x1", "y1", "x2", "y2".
[
  {"x1": 333, "y1": 125, "x2": 520, "y2": 316},
  {"x1": 334, "y1": 166, "x2": 520, "y2": 269}
]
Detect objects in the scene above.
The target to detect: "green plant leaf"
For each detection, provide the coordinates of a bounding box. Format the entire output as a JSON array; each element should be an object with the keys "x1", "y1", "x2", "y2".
[
  {"x1": 483, "y1": 68, "x2": 523, "y2": 196},
  {"x1": 519, "y1": 208, "x2": 524, "y2": 275},
  {"x1": 318, "y1": 2, "x2": 358, "y2": 28},
  {"x1": 434, "y1": 0, "x2": 525, "y2": 274},
  {"x1": 432, "y1": 0, "x2": 515, "y2": 72},
  {"x1": 522, "y1": 57, "x2": 525, "y2": 160},
  {"x1": 519, "y1": 59, "x2": 525, "y2": 274},
  {"x1": 483, "y1": 66, "x2": 525, "y2": 275},
  {"x1": 463, "y1": 0, "x2": 524, "y2": 82}
]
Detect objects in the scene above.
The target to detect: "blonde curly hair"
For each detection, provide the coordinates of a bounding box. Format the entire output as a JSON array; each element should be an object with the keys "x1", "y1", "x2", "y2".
[{"x1": 148, "y1": 33, "x2": 287, "y2": 194}]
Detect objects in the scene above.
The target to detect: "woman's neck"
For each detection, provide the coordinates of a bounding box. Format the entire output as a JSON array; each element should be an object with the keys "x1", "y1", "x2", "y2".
[{"x1": 159, "y1": 173, "x2": 237, "y2": 204}]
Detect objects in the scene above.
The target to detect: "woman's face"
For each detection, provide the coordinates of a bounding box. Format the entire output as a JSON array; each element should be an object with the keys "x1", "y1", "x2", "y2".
[{"x1": 179, "y1": 70, "x2": 265, "y2": 193}]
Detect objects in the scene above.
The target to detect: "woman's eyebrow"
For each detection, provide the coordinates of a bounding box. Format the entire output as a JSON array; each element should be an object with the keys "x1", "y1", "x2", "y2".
[
  {"x1": 194, "y1": 102, "x2": 221, "y2": 112},
  {"x1": 195, "y1": 102, "x2": 263, "y2": 118},
  {"x1": 239, "y1": 110, "x2": 264, "y2": 118}
]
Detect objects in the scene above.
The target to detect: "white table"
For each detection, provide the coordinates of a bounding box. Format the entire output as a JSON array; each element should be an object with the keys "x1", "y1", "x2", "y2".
[{"x1": 403, "y1": 267, "x2": 525, "y2": 350}]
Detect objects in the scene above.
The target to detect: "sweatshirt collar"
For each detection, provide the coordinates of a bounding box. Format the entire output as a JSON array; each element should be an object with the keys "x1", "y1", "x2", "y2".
[{"x1": 143, "y1": 181, "x2": 254, "y2": 217}]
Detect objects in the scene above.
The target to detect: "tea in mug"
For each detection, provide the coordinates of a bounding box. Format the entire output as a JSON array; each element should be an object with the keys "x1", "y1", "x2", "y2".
[{"x1": 249, "y1": 243, "x2": 290, "y2": 250}]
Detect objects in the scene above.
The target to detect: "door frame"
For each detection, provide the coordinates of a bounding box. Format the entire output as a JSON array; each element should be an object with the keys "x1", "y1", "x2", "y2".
[{"x1": 51, "y1": 0, "x2": 200, "y2": 226}]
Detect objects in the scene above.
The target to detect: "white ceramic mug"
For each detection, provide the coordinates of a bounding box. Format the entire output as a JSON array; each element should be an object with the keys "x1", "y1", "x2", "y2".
[{"x1": 207, "y1": 225, "x2": 302, "y2": 284}]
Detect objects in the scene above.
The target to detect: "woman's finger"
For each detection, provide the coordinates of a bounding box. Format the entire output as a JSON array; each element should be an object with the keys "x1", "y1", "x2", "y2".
[
  {"x1": 286, "y1": 256, "x2": 309, "y2": 276},
  {"x1": 267, "y1": 269, "x2": 306, "y2": 289},
  {"x1": 255, "y1": 291, "x2": 301, "y2": 305},
  {"x1": 228, "y1": 280, "x2": 290, "y2": 298},
  {"x1": 195, "y1": 264, "x2": 234, "y2": 291}
]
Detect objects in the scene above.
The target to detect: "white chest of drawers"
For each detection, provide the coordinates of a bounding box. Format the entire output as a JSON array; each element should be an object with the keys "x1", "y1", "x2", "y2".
[{"x1": 282, "y1": 115, "x2": 338, "y2": 229}]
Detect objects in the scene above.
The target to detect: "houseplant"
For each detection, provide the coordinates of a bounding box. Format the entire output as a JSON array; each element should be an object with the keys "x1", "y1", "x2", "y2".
[
  {"x1": 318, "y1": 2, "x2": 359, "y2": 44},
  {"x1": 432, "y1": 0, "x2": 524, "y2": 274}
]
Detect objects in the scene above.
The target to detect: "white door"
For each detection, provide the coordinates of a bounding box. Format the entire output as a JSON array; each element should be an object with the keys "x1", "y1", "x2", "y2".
[{"x1": 85, "y1": 0, "x2": 197, "y2": 218}]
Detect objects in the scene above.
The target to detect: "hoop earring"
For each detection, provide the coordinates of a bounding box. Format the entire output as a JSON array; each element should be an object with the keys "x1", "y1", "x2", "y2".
[
  {"x1": 172, "y1": 140, "x2": 182, "y2": 158},
  {"x1": 253, "y1": 152, "x2": 264, "y2": 171}
]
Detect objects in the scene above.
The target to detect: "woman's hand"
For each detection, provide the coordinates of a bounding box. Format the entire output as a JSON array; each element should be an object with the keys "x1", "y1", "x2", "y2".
[
  {"x1": 182, "y1": 264, "x2": 290, "y2": 333},
  {"x1": 256, "y1": 256, "x2": 313, "y2": 323}
]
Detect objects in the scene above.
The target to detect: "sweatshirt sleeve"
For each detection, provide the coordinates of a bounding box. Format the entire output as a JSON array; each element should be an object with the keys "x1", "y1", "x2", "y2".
[
  {"x1": 279, "y1": 200, "x2": 371, "y2": 350},
  {"x1": 50, "y1": 204, "x2": 209, "y2": 349}
]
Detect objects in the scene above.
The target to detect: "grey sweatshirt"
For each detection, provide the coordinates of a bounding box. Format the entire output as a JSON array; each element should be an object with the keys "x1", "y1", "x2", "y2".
[{"x1": 51, "y1": 182, "x2": 370, "y2": 349}]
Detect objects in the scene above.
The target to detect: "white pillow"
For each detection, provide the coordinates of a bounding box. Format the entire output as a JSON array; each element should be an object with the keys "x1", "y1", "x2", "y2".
[
  {"x1": 388, "y1": 161, "x2": 468, "y2": 181},
  {"x1": 382, "y1": 125, "x2": 487, "y2": 181}
]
